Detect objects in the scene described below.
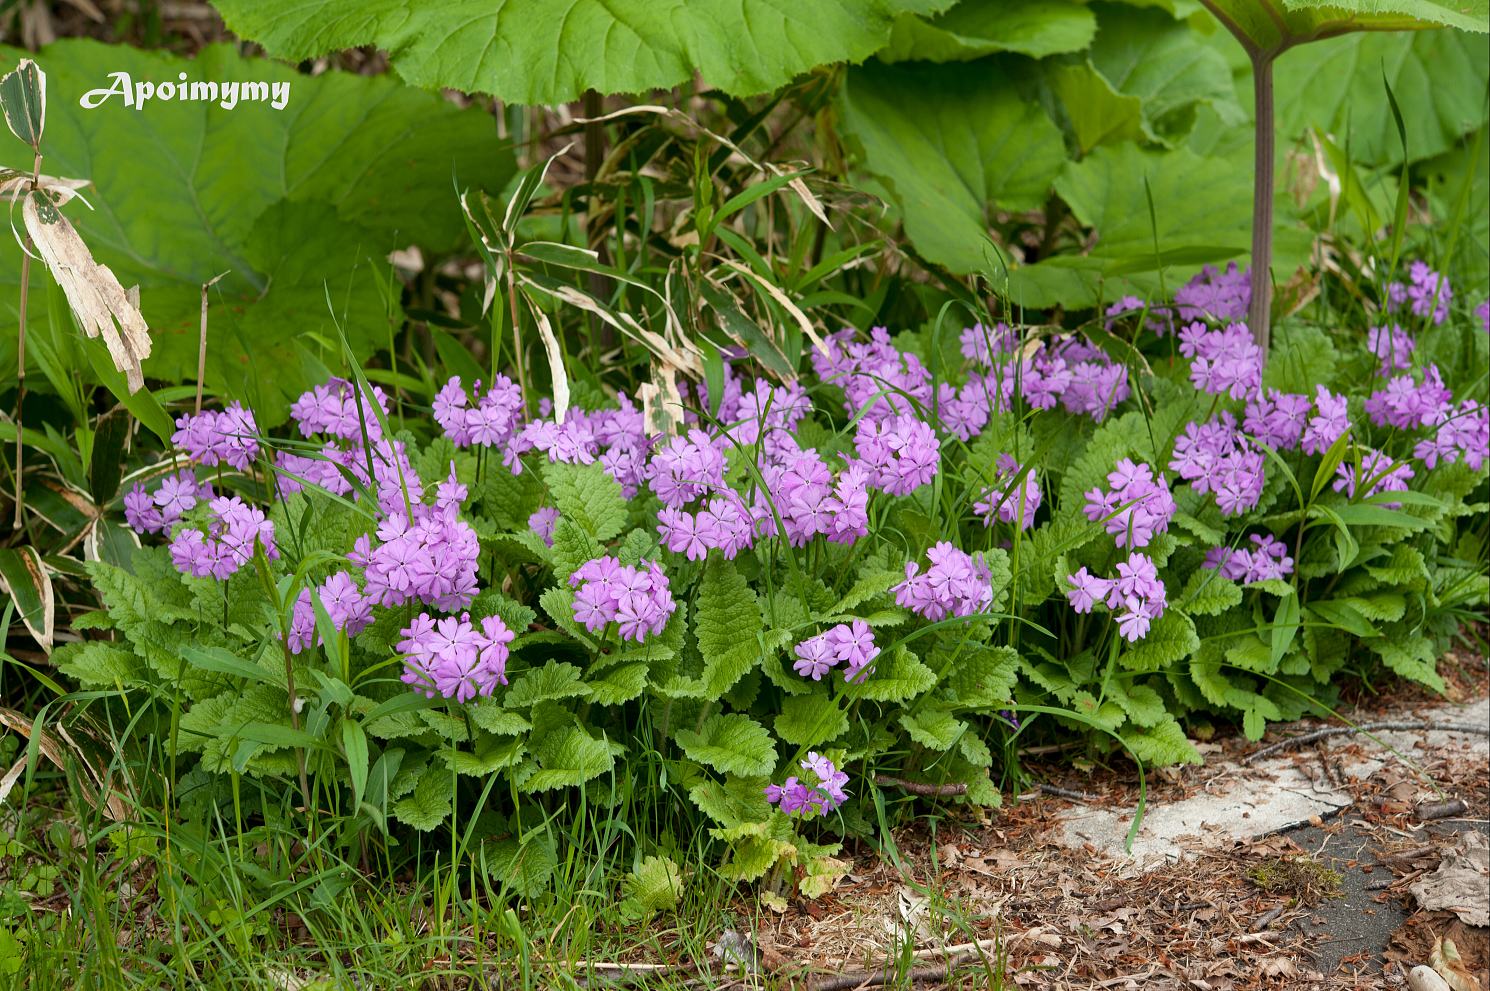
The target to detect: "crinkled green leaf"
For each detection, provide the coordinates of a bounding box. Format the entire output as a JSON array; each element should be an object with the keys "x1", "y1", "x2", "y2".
[
  {"x1": 880, "y1": 0, "x2": 1096, "y2": 61},
  {"x1": 545, "y1": 462, "x2": 627, "y2": 543},
  {"x1": 695, "y1": 558, "x2": 764, "y2": 697},
  {"x1": 774, "y1": 692, "x2": 848, "y2": 748},
  {"x1": 392, "y1": 770, "x2": 454, "y2": 831},
  {"x1": 675, "y1": 713, "x2": 777, "y2": 777},
  {"x1": 504, "y1": 661, "x2": 592, "y2": 709}
]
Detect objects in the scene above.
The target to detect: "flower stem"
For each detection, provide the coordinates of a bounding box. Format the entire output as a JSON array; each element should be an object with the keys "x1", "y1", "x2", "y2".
[{"x1": 1248, "y1": 51, "x2": 1276, "y2": 355}]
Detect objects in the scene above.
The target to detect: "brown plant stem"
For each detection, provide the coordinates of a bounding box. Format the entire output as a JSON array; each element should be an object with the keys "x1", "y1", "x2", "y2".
[
  {"x1": 1249, "y1": 51, "x2": 1276, "y2": 353},
  {"x1": 278, "y1": 635, "x2": 314, "y2": 827}
]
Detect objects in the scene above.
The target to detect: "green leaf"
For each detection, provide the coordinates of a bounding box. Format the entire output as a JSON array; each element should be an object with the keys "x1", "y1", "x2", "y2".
[
  {"x1": 898, "y1": 707, "x2": 967, "y2": 751},
  {"x1": 481, "y1": 834, "x2": 557, "y2": 900},
  {"x1": 524, "y1": 721, "x2": 615, "y2": 792},
  {"x1": 880, "y1": 0, "x2": 1097, "y2": 61},
  {"x1": 943, "y1": 643, "x2": 1019, "y2": 708},
  {"x1": 838, "y1": 58, "x2": 1067, "y2": 278},
  {"x1": 0, "y1": 58, "x2": 45, "y2": 148},
  {"x1": 1119, "y1": 716, "x2": 1202, "y2": 767},
  {"x1": 544, "y1": 462, "x2": 627, "y2": 543},
  {"x1": 620, "y1": 856, "x2": 684, "y2": 918},
  {"x1": 392, "y1": 770, "x2": 453, "y2": 831},
  {"x1": 1088, "y1": 4, "x2": 1242, "y2": 144},
  {"x1": 1179, "y1": 570, "x2": 1243, "y2": 616},
  {"x1": 1108, "y1": 680, "x2": 1167, "y2": 728},
  {"x1": 694, "y1": 558, "x2": 764, "y2": 697},
  {"x1": 1282, "y1": 0, "x2": 1486, "y2": 32},
  {"x1": 1046, "y1": 62, "x2": 1146, "y2": 155},
  {"x1": 210, "y1": 0, "x2": 953, "y2": 104},
  {"x1": 841, "y1": 645, "x2": 937, "y2": 703},
  {"x1": 504, "y1": 662, "x2": 593, "y2": 708},
  {"x1": 443, "y1": 735, "x2": 527, "y2": 775},
  {"x1": 585, "y1": 662, "x2": 650, "y2": 705},
  {"x1": 1118, "y1": 610, "x2": 1199, "y2": 672},
  {"x1": 0, "y1": 41, "x2": 515, "y2": 421},
  {"x1": 1369, "y1": 636, "x2": 1445, "y2": 691},
  {"x1": 468, "y1": 702, "x2": 532, "y2": 736},
  {"x1": 774, "y1": 692, "x2": 848, "y2": 748},
  {"x1": 55, "y1": 640, "x2": 146, "y2": 687},
  {"x1": 1009, "y1": 144, "x2": 1251, "y2": 308},
  {"x1": 688, "y1": 776, "x2": 772, "y2": 828},
  {"x1": 675, "y1": 714, "x2": 777, "y2": 777}
]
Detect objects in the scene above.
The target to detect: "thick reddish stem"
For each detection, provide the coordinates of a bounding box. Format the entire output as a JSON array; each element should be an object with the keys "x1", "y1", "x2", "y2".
[{"x1": 1249, "y1": 52, "x2": 1276, "y2": 354}]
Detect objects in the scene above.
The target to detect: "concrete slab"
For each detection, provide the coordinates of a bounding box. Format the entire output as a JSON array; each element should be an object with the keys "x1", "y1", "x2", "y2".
[{"x1": 1055, "y1": 696, "x2": 1489, "y2": 863}]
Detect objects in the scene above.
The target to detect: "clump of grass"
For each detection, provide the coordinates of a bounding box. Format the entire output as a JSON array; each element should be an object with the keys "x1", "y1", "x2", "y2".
[{"x1": 1246, "y1": 856, "x2": 1343, "y2": 906}]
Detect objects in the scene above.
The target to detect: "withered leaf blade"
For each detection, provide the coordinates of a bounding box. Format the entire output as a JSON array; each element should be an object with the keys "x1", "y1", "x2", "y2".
[
  {"x1": 22, "y1": 188, "x2": 152, "y2": 392},
  {"x1": 0, "y1": 545, "x2": 54, "y2": 652}
]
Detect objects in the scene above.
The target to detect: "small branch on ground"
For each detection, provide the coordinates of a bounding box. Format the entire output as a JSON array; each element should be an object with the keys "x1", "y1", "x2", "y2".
[
  {"x1": 1415, "y1": 798, "x2": 1468, "y2": 821},
  {"x1": 1034, "y1": 784, "x2": 1098, "y2": 803},
  {"x1": 874, "y1": 776, "x2": 967, "y2": 797},
  {"x1": 1243, "y1": 721, "x2": 1490, "y2": 764}
]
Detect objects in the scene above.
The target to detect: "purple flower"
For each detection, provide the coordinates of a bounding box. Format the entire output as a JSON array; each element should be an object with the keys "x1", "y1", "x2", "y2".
[
  {"x1": 1366, "y1": 324, "x2": 1415, "y2": 376},
  {"x1": 1334, "y1": 448, "x2": 1414, "y2": 508},
  {"x1": 169, "y1": 496, "x2": 277, "y2": 579},
  {"x1": 894, "y1": 542, "x2": 995, "y2": 620},
  {"x1": 1203, "y1": 533, "x2": 1294, "y2": 584},
  {"x1": 1415, "y1": 400, "x2": 1489, "y2": 470},
  {"x1": 1301, "y1": 386, "x2": 1349, "y2": 455},
  {"x1": 290, "y1": 378, "x2": 390, "y2": 441},
  {"x1": 398, "y1": 612, "x2": 514, "y2": 702},
  {"x1": 811, "y1": 327, "x2": 932, "y2": 420},
  {"x1": 528, "y1": 507, "x2": 560, "y2": 547},
  {"x1": 825, "y1": 619, "x2": 879, "y2": 683},
  {"x1": 1170, "y1": 413, "x2": 1265, "y2": 517},
  {"x1": 568, "y1": 556, "x2": 677, "y2": 643},
  {"x1": 1388, "y1": 261, "x2": 1451, "y2": 325},
  {"x1": 974, "y1": 454, "x2": 1042, "y2": 531},
  {"x1": 1065, "y1": 567, "x2": 1109, "y2": 614},
  {"x1": 647, "y1": 429, "x2": 726, "y2": 507},
  {"x1": 959, "y1": 322, "x2": 1017, "y2": 368},
  {"x1": 792, "y1": 635, "x2": 838, "y2": 681}
]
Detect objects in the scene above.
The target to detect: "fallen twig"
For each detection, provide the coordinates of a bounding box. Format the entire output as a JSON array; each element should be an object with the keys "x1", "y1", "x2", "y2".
[
  {"x1": 1037, "y1": 784, "x2": 1098, "y2": 803},
  {"x1": 1243, "y1": 721, "x2": 1490, "y2": 764},
  {"x1": 1251, "y1": 905, "x2": 1286, "y2": 930},
  {"x1": 1415, "y1": 798, "x2": 1468, "y2": 821},
  {"x1": 874, "y1": 775, "x2": 967, "y2": 797},
  {"x1": 807, "y1": 960, "x2": 986, "y2": 991}
]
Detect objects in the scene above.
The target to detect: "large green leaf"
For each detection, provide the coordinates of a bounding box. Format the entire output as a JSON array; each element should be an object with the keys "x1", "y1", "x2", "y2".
[
  {"x1": 1088, "y1": 3, "x2": 1244, "y2": 143},
  {"x1": 879, "y1": 0, "x2": 1097, "y2": 61},
  {"x1": 0, "y1": 40, "x2": 514, "y2": 420},
  {"x1": 838, "y1": 57, "x2": 1067, "y2": 277},
  {"x1": 209, "y1": 0, "x2": 953, "y2": 105},
  {"x1": 1283, "y1": 0, "x2": 1487, "y2": 31},
  {"x1": 1204, "y1": 0, "x2": 1485, "y2": 51},
  {"x1": 1272, "y1": 29, "x2": 1489, "y2": 167}
]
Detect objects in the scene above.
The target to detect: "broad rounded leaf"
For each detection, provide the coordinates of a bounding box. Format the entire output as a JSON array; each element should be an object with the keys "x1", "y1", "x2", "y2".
[
  {"x1": 210, "y1": 0, "x2": 955, "y2": 104},
  {"x1": 880, "y1": 0, "x2": 1097, "y2": 62},
  {"x1": 839, "y1": 57, "x2": 1067, "y2": 278},
  {"x1": 675, "y1": 713, "x2": 776, "y2": 777}
]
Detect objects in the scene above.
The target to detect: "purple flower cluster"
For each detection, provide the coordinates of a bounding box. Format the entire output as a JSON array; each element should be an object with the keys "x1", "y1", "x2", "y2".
[
  {"x1": 1082, "y1": 458, "x2": 1175, "y2": 549},
  {"x1": 1386, "y1": 261, "x2": 1452, "y2": 325},
  {"x1": 759, "y1": 449, "x2": 871, "y2": 548},
  {"x1": 433, "y1": 374, "x2": 525, "y2": 452},
  {"x1": 648, "y1": 429, "x2": 727, "y2": 507},
  {"x1": 355, "y1": 469, "x2": 480, "y2": 611},
  {"x1": 1366, "y1": 324, "x2": 1415, "y2": 376},
  {"x1": 1365, "y1": 366, "x2": 1452, "y2": 430},
  {"x1": 1066, "y1": 552, "x2": 1167, "y2": 642},
  {"x1": 894, "y1": 542, "x2": 995, "y2": 620},
  {"x1": 290, "y1": 378, "x2": 391, "y2": 441},
  {"x1": 1179, "y1": 322, "x2": 1262, "y2": 400},
  {"x1": 1334, "y1": 448, "x2": 1414, "y2": 507},
  {"x1": 812, "y1": 327, "x2": 932, "y2": 419},
  {"x1": 1203, "y1": 533, "x2": 1294, "y2": 584},
  {"x1": 1477, "y1": 300, "x2": 1489, "y2": 333},
  {"x1": 1174, "y1": 262, "x2": 1250, "y2": 325},
  {"x1": 854, "y1": 414, "x2": 940, "y2": 496},
  {"x1": 286, "y1": 570, "x2": 376, "y2": 654},
  {"x1": 792, "y1": 619, "x2": 879, "y2": 683},
  {"x1": 398, "y1": 612, "x2": 515, "y2": 702},
  {"x1": 1170, "y1": 412, "x2": 1266, "y2": 516},
  {"x1": 169, "y1": 496, "x2": 277, "y2": 579},
  {"x1": 959, "y1": 322, "x2": 1018, "y2": 367},
  {"x1": 568, "y1": 556, "x2": 677, "y2": 642},
  {"x1": 171, "y1": 403, "x2": 260, "y2": 470},
  {"x1": 974, "y1": 454, "x2": 1042, "y2": 530},
  {"x1": 765, "y1": 752, "x2": 849, "y2": 817},
  {"x1": 1242, "y1": 389, "x2": 1312, "y2": 450},
  {"x1": 1415, "y1": 400, "x2": 1489, "y2": 470},
  {"x1": 123, "y1": 470, "x2": 214, "y2": 535}
]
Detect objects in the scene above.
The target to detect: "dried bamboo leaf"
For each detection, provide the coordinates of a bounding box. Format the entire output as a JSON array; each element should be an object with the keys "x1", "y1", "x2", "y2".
[{"x1": 22, "y1": 189, "x2": 151, "y2": 392}]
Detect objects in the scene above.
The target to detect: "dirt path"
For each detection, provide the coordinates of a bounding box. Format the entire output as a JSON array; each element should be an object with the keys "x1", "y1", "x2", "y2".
[{"x1": 744, "y1": 687, "x2": 1490, "y2": 989}]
